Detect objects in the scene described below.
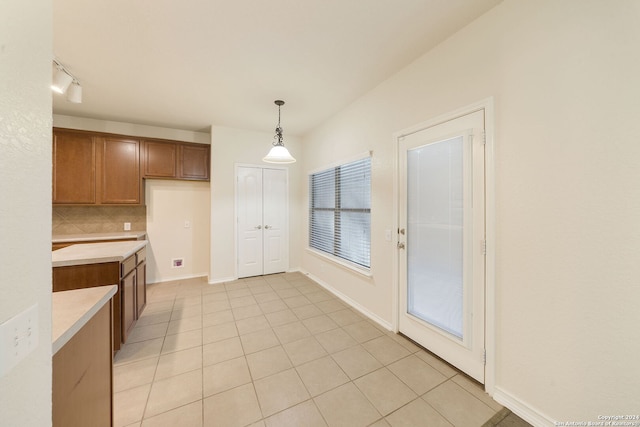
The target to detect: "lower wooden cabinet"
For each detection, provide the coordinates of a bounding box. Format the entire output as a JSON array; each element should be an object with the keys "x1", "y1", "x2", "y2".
[
  {"x1": 136, "y1": 249, "x2": 147, "y2": 317},
  {"x1": 53, "y1": 262, "x2": 122, "y2": 351},
  {"x1": 53, "y1": 301, "x2": 112, "y2": 427},
  {"x1": 121, "y1": 256, "x2": 137, "y2": 343},
  {"x1": 52, "y1": 249, "x2": 147, "y2": 351}
]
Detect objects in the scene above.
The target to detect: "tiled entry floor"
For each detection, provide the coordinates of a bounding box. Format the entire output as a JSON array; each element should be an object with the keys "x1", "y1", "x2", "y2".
[{"x1": 113, "y1": 273, "x2": 529, "y2": 427}]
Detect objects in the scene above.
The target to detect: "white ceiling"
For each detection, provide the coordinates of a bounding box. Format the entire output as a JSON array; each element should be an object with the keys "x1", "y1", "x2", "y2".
[{"x1": 53, "y1": 0, "x2": 501, "y2": 136}]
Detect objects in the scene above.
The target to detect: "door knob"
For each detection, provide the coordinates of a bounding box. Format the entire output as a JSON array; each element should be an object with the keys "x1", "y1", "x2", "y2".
[
  {"x1": 397, "y1": 242, "x2": 405, "y2": 250},
  {"x1": 255, "y1": 225, "x2": 262, "y2": 229},
  {"x1": 264, "y1": 225, "x2": 272, "y2": 229}
]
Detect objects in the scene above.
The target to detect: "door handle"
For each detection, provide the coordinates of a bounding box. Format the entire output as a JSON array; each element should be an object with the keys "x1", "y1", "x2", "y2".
[
  {"x1": 255, "y1": 225, "x2": 262, "y2": 230},
  {"x1": 264, "y1": 225, "x2": 272, "y2": 229},
  {"x1": 397, "y1": 242, "x2": 405, "y2": 250}
]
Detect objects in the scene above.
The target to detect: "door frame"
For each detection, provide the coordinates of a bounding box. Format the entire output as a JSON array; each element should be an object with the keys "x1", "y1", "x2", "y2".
[
  {"x1": 391, "y1": 98, "x2": 496, "y2": 395},
  {"x1": 234, "y1": 163, "x2": 290, "y2": 279}
]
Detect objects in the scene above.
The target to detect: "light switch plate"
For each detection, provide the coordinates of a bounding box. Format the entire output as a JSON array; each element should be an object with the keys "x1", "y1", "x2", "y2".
[
  {"x1": 0, "y1": 303, "x2": 39, "y2": 377},
  {"x1": 124, "y1": 222, "x2": 131, "y2": 231}
]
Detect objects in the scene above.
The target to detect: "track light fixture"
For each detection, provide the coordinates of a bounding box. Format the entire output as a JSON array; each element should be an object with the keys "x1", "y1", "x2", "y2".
[
  {"x1": 263, "y1": 100, "x2": 296, "y2": 164},
  {"x1": 52, "y1": 59, "x2": 82, "y2": 103}
]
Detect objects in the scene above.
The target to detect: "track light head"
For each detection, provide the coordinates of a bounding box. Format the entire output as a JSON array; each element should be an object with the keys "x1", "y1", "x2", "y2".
[
  {"x1": 66, "y1": 81, "x2": 82, "y2": 103},
  {"x1": 52, "y1": 67, "x2": 73, "y2": 94}
]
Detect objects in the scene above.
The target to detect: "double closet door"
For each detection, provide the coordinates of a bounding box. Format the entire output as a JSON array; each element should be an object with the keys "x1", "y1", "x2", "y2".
[{"x1": 237, "y1": 166, "x2": 288, "y2": 278}]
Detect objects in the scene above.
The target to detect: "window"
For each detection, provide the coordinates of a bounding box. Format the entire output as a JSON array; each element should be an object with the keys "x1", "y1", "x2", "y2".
[{"x1": 309, "y1": 156, "x2": 371, "y2": 269}]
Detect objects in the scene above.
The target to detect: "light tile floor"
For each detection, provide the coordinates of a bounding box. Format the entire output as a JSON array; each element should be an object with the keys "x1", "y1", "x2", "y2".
[{"x1": 113, "y1": 272, "x2": 530, "y2": 427}]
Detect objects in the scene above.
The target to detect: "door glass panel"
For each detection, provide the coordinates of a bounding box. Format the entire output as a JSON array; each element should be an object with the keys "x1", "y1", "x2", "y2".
[{"x1": 407, "y1": 136, "x2": 464, "y2": 339}]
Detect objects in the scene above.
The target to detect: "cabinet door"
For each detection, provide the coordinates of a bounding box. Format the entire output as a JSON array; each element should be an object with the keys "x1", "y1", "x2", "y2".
[
  {"x1": 53, "y1": 130, "x2": 96, "y2": 204},
  {"x1": 143, "y1": 140, "x2": 177, "y2": 178},
  {"x1": 121, "y1": 270, "x2": 136, "y2": 343},
  {"x1": 98, "y1": 137, "x2": 141, "y2": 204},
  {"x1": 136, "y1": 260, "x2": 146, "y2": 317},
  {"x1": 53, "y1": 302, "x2": 112, "y2": 427},
  {"x1": 179, "y1": 144, "x2": 210, "y2": 180}
]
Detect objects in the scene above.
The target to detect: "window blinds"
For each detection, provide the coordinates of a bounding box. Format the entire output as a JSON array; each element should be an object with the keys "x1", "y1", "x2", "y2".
[{"x1": 309, "y1": 156, "x2": 371, "y2": 268}]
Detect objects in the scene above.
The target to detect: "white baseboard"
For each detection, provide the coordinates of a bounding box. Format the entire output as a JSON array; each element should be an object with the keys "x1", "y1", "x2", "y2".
[
  {"x1": 493, "y1": 386, "x2": 556, "y2": 427},
  {"x1": 208, "y1": 276, "x2": 237, "y2": 285},
  {"x1": 148, "y1": 273, "x2": 209, "y2": 285},
  {"x1": 299, "y1": 269, "x2": 393, "y2": 331}
]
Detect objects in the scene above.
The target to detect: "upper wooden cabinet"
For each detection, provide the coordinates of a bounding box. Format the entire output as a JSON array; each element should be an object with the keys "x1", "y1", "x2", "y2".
[
  {"x1": 97, "y1": 137, "x2": 141, "y2": 204},
  {"x1": 179, "y1": 143, "x2": 210, "y2": 180},
  {"x1": 53, "y1": 129, "x2": 142, "y2": 205},
  {"x1": 53, "y1": 130, "x2": 96, "y2": 204},
  {"x1": 142, "y1": 140, "x2": 177, "y2": 178},
  {"x1": 142, "y1": 139, "x2": 210, "y2": 181},
  {"x1": 53, "y1": 128, "x2": 210, "y2": 205}
]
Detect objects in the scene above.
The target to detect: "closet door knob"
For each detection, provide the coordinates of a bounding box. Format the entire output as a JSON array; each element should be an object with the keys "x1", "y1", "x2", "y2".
[
  {"x1": 264, "y1": 225, "x2": 272, "y2": 229},
  {"x1": 255, "y1": 225, "x2": 262, "y2": 229}
]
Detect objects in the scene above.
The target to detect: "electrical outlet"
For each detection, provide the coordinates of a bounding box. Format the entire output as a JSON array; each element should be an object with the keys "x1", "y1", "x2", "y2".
[
  {"x1": 171, "y1": 258, "x2": 184, "y2": 268},
  {"x1": 124, "y1": 222, "x2": 131, "y2": 231},
  {"x1": 0, "y1": 304, "x2": 39, "y2": 377}
]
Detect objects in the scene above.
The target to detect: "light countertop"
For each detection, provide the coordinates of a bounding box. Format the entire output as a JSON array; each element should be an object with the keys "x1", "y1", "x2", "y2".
[
  {"x1": 52, "y1": 231, "x2": 146, "y2": 243},
  {"x1": 52, "y1": 285, "x2": 117, "y2": 355},
  {"x1": 52, "y1": 240, "x2": 148, "y2": 267}
]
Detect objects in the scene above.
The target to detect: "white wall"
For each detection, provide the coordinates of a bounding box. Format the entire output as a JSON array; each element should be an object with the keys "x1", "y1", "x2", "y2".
[
  {"x1": 53, "y1": 114, "x2": 211, "y2": 144},
  {"x1": 145, "y1": 179, "x2": 210, "y2": 283},
  {"x1": 300, "y1": 0, "x2": 640, "y2": 423},
  {"x1": 0, "y1": 0, "x2": 52, "y2": 425},
  {"x1": 209, "y1": 126, "x2": 302, "y2": 283}
]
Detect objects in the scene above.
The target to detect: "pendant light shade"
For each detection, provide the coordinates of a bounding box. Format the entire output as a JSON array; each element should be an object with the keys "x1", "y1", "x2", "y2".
[
  {"x1": 263, "y1": 145, "x2": 296, "y2": 163},
  {"x1": 263, "y1": 100, "x2": 296, "y2": 164}
]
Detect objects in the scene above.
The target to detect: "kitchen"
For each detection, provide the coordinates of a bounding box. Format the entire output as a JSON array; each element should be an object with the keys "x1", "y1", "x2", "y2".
[
  {"x1": 49, "y1": 123, "x2": 212, "y2": 425},
  {"x1": 3, "y1": 0, "x2": 640, "y2": 426}
]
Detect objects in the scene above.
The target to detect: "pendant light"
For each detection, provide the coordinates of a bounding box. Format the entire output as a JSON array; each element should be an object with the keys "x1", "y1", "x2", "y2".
[{"x1": 263, "y1": 100, "x2": 296, "y2": 164}]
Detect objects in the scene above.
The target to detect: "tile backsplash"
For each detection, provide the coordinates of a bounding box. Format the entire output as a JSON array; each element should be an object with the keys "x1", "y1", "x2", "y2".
[{"x1": 53, "y1": 206, "x2": 147, "y2": 235}]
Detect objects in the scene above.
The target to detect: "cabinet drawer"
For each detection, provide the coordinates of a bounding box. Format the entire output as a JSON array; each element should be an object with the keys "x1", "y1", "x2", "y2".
[
  {"x1": 121, "y1": 255, "x2": 136, "y2": 278},
  {"x1": 136, "y1": 247, "x2": 147, "y2": 264}
]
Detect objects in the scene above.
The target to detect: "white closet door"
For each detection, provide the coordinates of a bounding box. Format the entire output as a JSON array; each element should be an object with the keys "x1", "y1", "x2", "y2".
[
  {"x1": 237, "y1": 166, "x2": 264, "y2": 278},
  {"x1": 263, "y1": 168, "x2": 288, "y2": 275},
  {"x1": 237, "y1": 166, "x2": 288, "y2": 278}
]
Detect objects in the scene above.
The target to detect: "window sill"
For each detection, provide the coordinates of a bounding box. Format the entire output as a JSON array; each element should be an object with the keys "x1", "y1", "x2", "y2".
[{"x1": 306, "y1": 248, "x2": 373, "y2": 278}]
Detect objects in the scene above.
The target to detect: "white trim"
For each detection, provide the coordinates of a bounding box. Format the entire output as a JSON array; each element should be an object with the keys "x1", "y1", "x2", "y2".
[
  {"x1": 391, "y1": 97, "x2": 496, "y2": 392},
  {"x1": 208, "y1": 276, "x2": 237, "y2": 285},
  {"x1": 148, "y1": 273, "x2": 209, "y2": 285},
  {"x1": 307, "y1": 150, "x2": 372, "y2": 175},
  {"x1": 394, "y1": 99, "x2": 490, "y2": 139},
  {"x1": 300, "y1": 268, "x2": 392, "y2": 331},
  {"x1": 306, "y1": 248, "x2": 372, "y2": 278},
  {"x1": 483, "y1": 98, "x2": 497, "y2": 396},
  {"x1": 493, "y1": 387, "x2": 556, "y2": 427}
]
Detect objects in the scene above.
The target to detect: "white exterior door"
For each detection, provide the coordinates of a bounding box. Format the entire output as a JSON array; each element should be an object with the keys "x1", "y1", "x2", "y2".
[
  {"x1": 398, "y1": 109, "x2": 486, "y2": 383},
  {"x1": 237, "y1": 166, "x2": 288, "y2": 278}
]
